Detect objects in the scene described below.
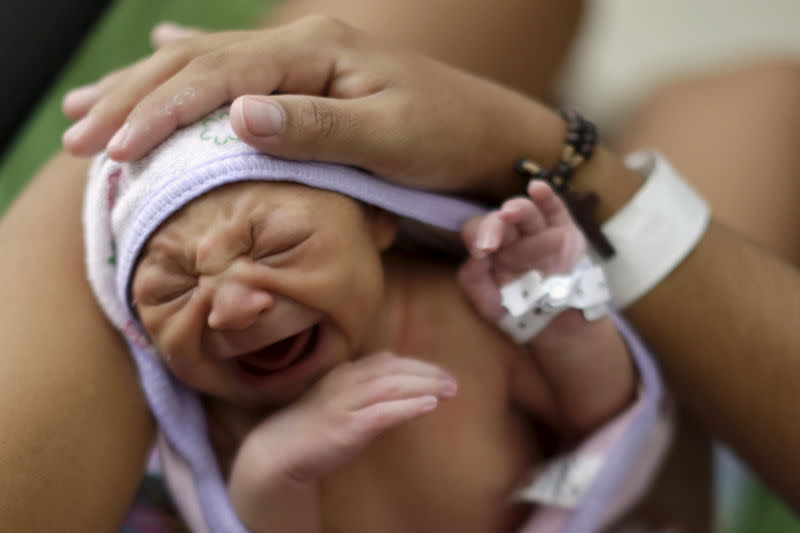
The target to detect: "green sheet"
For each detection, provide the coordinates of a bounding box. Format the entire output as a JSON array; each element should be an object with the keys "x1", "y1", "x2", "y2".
[{"x1": 0, "y1": 1, "x2": 796, "y2": 531}]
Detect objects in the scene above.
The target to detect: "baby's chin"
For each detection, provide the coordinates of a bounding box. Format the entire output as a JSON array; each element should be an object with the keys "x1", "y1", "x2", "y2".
[{"x1": 212, "y1": 380, "x2": 317, "y2": 412}]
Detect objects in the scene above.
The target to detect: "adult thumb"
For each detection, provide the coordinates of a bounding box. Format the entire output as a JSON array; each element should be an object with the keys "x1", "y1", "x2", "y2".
[{"x1": 230, "y1": 94, "x2": 391, "y2": 171}]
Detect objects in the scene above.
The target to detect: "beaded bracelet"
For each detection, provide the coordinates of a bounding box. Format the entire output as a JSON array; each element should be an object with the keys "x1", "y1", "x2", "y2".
[{"x1": 514, "y1": 109, "x2": 616, "y2": 258}]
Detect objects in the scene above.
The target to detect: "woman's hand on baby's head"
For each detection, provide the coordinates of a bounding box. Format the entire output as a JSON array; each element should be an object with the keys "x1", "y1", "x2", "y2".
[
  {"x1": 61, "y1": 17, "x2": 559, "y2": 194},
  {"x1": 61, "y1": 16, "x2": 390, "y2": 160},
  {"x1": 231, "y1": 352, "x2": 457, "y2": 486}
]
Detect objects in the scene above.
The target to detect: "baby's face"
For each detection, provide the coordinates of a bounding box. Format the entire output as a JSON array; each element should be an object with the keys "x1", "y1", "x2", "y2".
[{"x1": 132, "y1": 182, "x2": 397, "y2": 408}]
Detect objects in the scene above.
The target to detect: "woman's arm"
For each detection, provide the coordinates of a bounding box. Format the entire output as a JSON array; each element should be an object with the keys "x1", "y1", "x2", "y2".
[
  {"x1": 0, "y1": 153, "x2": 154, "y2": 531},
  {"x1": 569, "y1": 149, "x2": 800, "y2": 509}
]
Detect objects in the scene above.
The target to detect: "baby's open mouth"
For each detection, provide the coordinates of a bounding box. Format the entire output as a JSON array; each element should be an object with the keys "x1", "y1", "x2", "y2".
[{"x1": 236, "y1": 325, "x2": 319, "y2": 376}]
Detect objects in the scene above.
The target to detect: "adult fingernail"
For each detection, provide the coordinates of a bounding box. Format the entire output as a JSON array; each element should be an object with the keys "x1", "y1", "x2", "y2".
[
  {"x1": 242, "y1": 98, "x2": 285, "y2": 137},
  {"x1": 63, "y1": 118, "x2": 90, "y2": 146},
  {"x1": 63, "y1": 85, "x2": 97, "y2": 110},
  {"x1": 420, "y1": 396, "x2": 439, "y2": 412},
  {"x1": 440, "y1": 377, "x2": 459, "y2": 397},
  {"x1": 108, "y1": 122, "x2": 130, "y2": 153}
]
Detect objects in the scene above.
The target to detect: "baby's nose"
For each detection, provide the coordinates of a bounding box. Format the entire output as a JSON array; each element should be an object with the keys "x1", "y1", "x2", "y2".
[{"x1": 207, "y1": 279, "x2": 274, "y2": 330}]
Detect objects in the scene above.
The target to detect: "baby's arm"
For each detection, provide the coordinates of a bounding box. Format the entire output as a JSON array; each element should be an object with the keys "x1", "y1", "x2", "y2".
[
  {"x1": 458, "y1": 181, "x2": 635, "y2": 437},
  {"x1": 228, "y1": 352, "x2": 457, "y2": 532}
]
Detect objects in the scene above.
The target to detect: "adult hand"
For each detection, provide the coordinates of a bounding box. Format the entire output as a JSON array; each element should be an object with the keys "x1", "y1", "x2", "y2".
[{"x1": 61, "y1": 16, "x2": 563, "y2": 194}]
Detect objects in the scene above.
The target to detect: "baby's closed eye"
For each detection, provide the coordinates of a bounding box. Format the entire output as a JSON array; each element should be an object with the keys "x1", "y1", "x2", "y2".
[
  {"x1": 251, "y1": 222, "x2": 312, "y2": 264},
  {"x1": 133, "y1": 267, "x2": 197, "y2": 306}
]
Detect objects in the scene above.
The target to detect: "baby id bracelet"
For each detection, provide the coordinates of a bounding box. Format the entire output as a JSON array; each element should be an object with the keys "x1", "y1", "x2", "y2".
[{"x1": 497, "y1": 255, "x2": 611, "y2": 344}]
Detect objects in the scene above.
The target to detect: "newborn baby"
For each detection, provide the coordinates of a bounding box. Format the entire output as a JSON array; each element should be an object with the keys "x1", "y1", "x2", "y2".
[
  {"x1": 130, "y1": 179, "x2": 633, "y2": 533},
  {"x1": 84, "y1": 109, "x2": 670, "y2": 533}
]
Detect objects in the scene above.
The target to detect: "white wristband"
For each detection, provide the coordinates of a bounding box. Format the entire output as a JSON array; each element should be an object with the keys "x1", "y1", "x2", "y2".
[
  {"x1": 497, "y1": 256, "x2": 611, "y2": 343},
  {"x1": 601, "y1": 152, "x2": 711, "y2": 308}
]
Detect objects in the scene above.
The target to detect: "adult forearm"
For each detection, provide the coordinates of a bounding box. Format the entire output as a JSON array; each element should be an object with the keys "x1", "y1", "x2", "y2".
[
  {"x1": 629, "y1": 222, "x2": 800, "y2": 506},
  {"x1": 567, "y1": 146, "x2": 800, "y2": 506}
]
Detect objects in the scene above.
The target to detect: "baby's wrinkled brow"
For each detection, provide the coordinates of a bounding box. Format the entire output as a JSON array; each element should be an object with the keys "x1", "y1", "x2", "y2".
[{"x1": 141, "y1": 228, "x2": 194, "y2": 272}]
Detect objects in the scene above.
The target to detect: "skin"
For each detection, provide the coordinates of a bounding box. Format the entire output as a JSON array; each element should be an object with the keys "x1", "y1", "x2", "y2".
[{"x1": 130, "y1": 180, "x2": 636, "y2": 532}]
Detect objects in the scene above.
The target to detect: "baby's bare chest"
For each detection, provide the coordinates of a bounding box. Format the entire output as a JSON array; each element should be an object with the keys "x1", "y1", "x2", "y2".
[
  {"x1": 318, "y1": 312, "x2": 540, "y2": 533},
  {"x1": 319, "y1": 411, "x2": 537, "y2": 533}
]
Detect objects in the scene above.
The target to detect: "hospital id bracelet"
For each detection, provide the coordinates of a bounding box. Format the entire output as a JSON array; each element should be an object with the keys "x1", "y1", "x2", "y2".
[
  {"x1": 497, "y1": 255, "x2": 611, "y2": 344},
  {"x1": 600, "y1": 151, "x2": 711, "y2": 309}
]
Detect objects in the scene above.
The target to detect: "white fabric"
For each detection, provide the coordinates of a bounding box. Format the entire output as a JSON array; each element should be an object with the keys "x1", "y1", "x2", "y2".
[{"x1": 601, "y1": 151, "x2": 711, "y2": 308}]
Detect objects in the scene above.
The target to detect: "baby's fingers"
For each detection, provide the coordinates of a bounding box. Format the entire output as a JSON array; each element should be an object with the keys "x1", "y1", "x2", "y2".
[
  {"x1": 498, "y1": 196, "x2": 546, "y2": 236},
  {"x1": 349, "y1": 396, "x2": 440, "y2": 440},
  {"x1": 492, "y1": 228, "x2": 566, "y2": 283},
  {"x1": 464, "y1": 212, "x2": 516, "y2": 258},
  {"x1": 347, "y1": 352, "x2": 454, "y2": 385},
  {"x1": 527, "y1": 180, "x2": 574, "y2": 229},
  {"x1": 457, "y1": 258, "x2": 505, "y2": 321},
  {"x1": 347, "y1": 372, "x2": 457, "y2": 411}
]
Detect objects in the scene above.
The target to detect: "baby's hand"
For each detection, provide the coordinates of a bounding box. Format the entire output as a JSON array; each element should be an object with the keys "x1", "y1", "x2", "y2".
[
  {"x1": 458, "y1": 180, "x2": 585, "y2": 322},
  {"x1": 229, "y1": 352, "x2": 457, "y2": 491},
  {"x1": 460, "y1": 181, "x2": 635, "y2": 437}
]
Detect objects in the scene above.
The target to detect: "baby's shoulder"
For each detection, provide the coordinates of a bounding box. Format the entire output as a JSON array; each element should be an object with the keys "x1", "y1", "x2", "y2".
[{"x1": 385, "y1": 250, "x2": 524, "y2": 380}]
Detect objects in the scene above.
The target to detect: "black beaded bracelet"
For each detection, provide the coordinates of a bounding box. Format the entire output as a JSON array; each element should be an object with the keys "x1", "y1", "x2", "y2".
[{"x1": 514, "y1": 109, "x2": 616, "y2": 259}]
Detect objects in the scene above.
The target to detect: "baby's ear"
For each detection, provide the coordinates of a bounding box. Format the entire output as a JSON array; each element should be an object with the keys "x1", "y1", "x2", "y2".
[{"x1": 367, "y1": 207, "x2": 399, "y2": 251}]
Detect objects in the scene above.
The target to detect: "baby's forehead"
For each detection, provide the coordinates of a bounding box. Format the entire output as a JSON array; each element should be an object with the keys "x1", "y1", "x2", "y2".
[{"x1": 144, "y1": 181, "x2": 366, "y2": 250}]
